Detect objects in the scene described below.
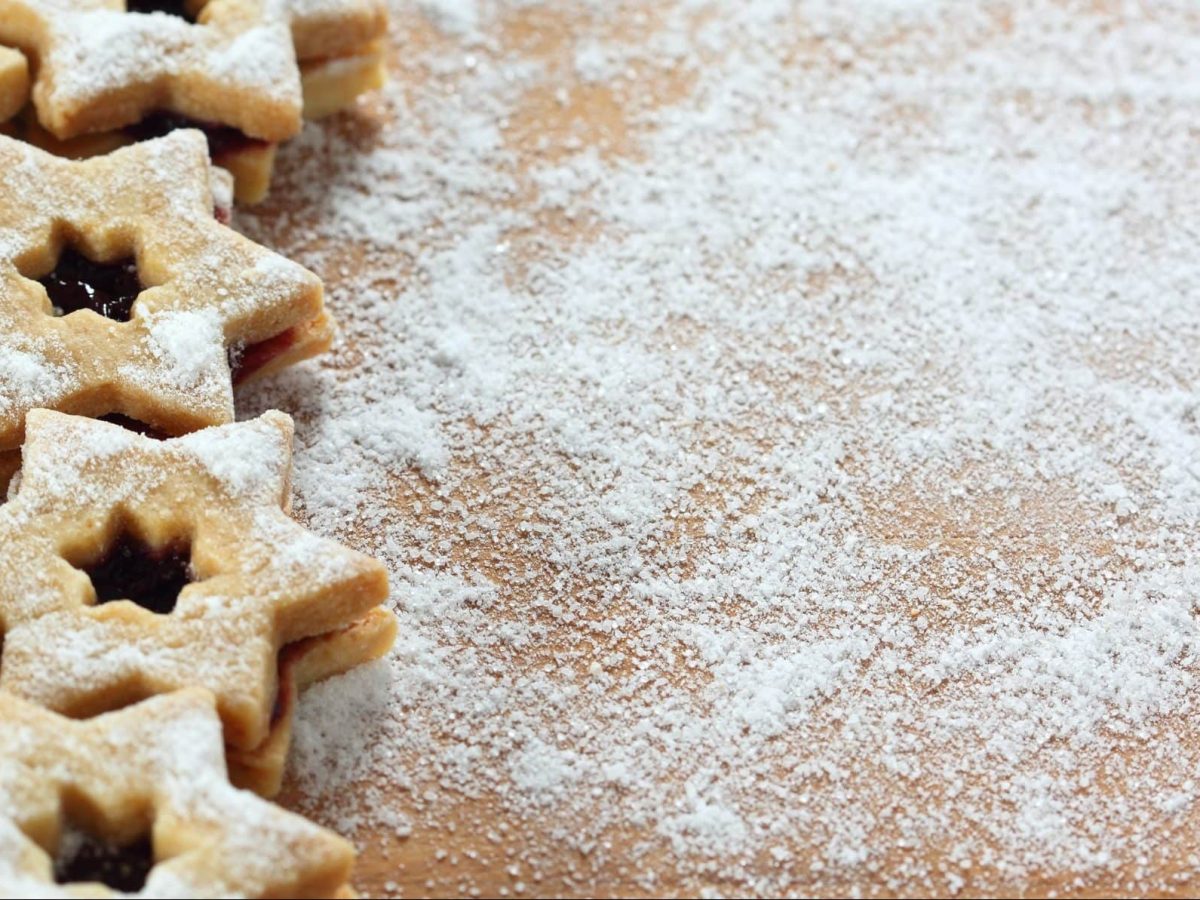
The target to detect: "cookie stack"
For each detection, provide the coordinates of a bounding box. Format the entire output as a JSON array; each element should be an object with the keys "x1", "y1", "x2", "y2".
[
  {"x1": 0, "y1": 3, "x2": 394, "y2": 896},
  {"x1": 0, "y1": 0, "x2": 388, "y2": 203}
]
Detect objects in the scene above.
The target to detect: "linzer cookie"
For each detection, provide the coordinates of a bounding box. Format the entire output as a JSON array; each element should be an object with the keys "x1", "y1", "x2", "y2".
[
  {"x1": 0, "y1": 130, "x2": 333, "y2": 490},
  {"x1": 0, "y1": 689, "x2": 356, "y2": 896},
  {"x1": 9, "y1": 105, "x2": 285, "y2": 205},
  {"x1": 0, "y1": 0, "x2": 388, "y2": 201},
  {"x1": 0, "y1": 0, "x2": 303, "y2": 142},
  {"x1": 0, "y1": 0, "x2": 300, "y2": 205},
  {"x1": 0, "y1": 46, "x2": 28, "y2": 124},
  {"x1": 0, "y1": 410, "x2": 395, "y2": 794}
]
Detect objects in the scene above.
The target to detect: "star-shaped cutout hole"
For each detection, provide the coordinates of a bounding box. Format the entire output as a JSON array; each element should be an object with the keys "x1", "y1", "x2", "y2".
[
  {"x1": 0, "y1": 410, "x2": 392, "y2": 757},
  {"x1": 0, "y1": 131, "x2": 333, "y2": 466},
  {"x1": 37, "y1": 245, "x2": 142, "y2": 321},
  {"x1": 73, "y1": 527, "x2": 195, "y2": 615},
  {"x1": 0, "y1": 689, "x2": 356, "y2": 896},
  {"x1": 124, "y1": 0, "x2": 196, "y2": 21}
]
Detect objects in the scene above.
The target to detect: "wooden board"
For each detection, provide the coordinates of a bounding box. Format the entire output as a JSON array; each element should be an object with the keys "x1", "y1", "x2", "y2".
[{"x1": 237, "y1": 2, "x2": 1200, "y2": 897}]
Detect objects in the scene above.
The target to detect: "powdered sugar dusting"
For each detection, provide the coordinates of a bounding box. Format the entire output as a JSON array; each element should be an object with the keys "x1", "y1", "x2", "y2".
[
  {"x1": 205, "y1": 25, "x2": 300, "y2": 104},
  {"x1": 0, "y1": 130, "x2": 324, "y2": 453},
  {"x1": 229, "y1": 0, "x2": 1200, "y2": 893},
  {"x1": 0, "y1": 690, "x2": 351, "y2": 895},
  {"x1": 181, "y1": 412, "x2": 292, "y2": 502},
  {"x1": 171, "y1": 0, "x2": 1200, "y2": 894},
  {"x1": 0, "y1": 342, "x2": 71, "y2": 419},
  {"x1": 140, "y1": 309, "x2": 226, "y2": 389}
]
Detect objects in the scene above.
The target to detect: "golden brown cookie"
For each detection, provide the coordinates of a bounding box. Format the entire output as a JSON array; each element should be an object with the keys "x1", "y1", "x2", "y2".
[
  {"x1": 3, "y1": 52, "x2": 384, "y2": 203},
  {"x1": 0, "y1": 46, "x2": 28, "y2": 124},
  {"x1": 0, "y1": 1, "x2": 386, "y2": 202},
  {"x1": 0, "y1": 410, "x2": 393, "y2": 764},
  {"x1": 302, "y1": 38, "x2": 387, "y2": 121},
  {"x1": 0, "y1": 688, "x2": 355, "y2": 897},
  {"x1": 0, "y1": 0, "x2": 303, "y2": 142},
  {"x1": 229, "y1": 605, "x2": 398, "y2": 796},
  {"x1": 4, "y1": 104, "x2": 280, "y2": 205},
  {"x1": 0, "y1": 129, "x2": 333, "y2": 462},
  {"x1": 277, "y1": 0, "x2": 388, "y2": 63}
]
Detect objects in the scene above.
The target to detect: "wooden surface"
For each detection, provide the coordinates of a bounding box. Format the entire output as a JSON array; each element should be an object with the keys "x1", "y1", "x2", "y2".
[
  {"x1": 264, "y1": 8, "x2": 698, "y2": 895},
  {"x1": 236, "y1": 2, "x2": 1200, "y2": 897}
]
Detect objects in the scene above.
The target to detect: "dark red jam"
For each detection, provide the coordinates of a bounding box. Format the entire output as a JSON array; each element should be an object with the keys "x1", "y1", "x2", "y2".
[
  {"x1": 124, "y1": 0, "x2": 195, "y2": 21},
  {"x1": 98, "y1": 414, "x2": 170, "y2": 440},
  {"x1": 125, "y1": 113, "x2": 266, "y2": 162},
  {"x1": 269, "y1": 638, "x2": 313, "y2": 727},
  {"x1": 40, "y1": 248, "x2": 141, "y2": 322},
  {"x1": 85, "y1": 533, "x2": 193, "y2": 615},
  {"x1": 270, "y1": 675, "x2": 290, "y2": 726},
  {"x1": 230, "y1": 327, "x2": 300, "y2": 385},
  {"x1": 54, "y1": 830, "x2": 154, "y2": 891}
]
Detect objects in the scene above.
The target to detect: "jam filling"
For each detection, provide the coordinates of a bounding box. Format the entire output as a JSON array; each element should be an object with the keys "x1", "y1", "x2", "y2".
[
  {"x1": 230, "y1": 327, "x2": 300, "y2": 385},
  {"x1": 125, "y1": 113, "x2": 266, "y2": 162},
  {"x1": 54, "y1": 828, "x2": 154, "y2": 891},
  {"x1": 124, "y1": 0, "x2": 196, "y2": 21},
  {"x1": 40, "y1": 248, "x2": 142, "y2": 322},
  {"x1": 268, "y1": 639, "x2": 311, "y2": 728},
  {"x1": 270, "y1": 675, "x2": 289, "y2": 726},
  {"x1": 85, "y1": 533, "x2": 193, "y2": 615},
  {"x1": 98, "y1": 414, "x2": 170, "y2": 440}
]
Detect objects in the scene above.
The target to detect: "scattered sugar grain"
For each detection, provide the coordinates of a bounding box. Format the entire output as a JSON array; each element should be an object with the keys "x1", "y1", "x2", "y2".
[{"x1": 226, "y1": 0, "x2": 1200, "y2": 895}]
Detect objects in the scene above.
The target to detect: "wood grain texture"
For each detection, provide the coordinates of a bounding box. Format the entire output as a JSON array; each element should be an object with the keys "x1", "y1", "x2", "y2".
[{"x1": 236, "y1": 2, "x2": 1200, "y2": 897}]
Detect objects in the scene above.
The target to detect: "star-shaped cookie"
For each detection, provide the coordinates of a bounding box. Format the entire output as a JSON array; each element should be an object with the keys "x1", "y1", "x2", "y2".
[
  {"x1": 0, "y1": 129, "x2": 333, "y2": 475},
  {"x1": 0, "y1": 688, "x2": 355, "y2": 897},
  {"x1": 0, "y1": 45, "x2": 28, "y2": 124},
  {"x1": 0, "y1": 0, "x2": 303, "y2": 141},
  {"x1": 0, "y1": 410, "x2": 392, "y2": 758},
  {"x1": 0, "y1": 1, "x2": 387, "y2": 202}
]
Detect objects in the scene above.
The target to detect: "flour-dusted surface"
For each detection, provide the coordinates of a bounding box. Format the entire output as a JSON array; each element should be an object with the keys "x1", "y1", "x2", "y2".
[{"x1": 239, "y1": 1, "x2": 1200, "y2": 896}]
